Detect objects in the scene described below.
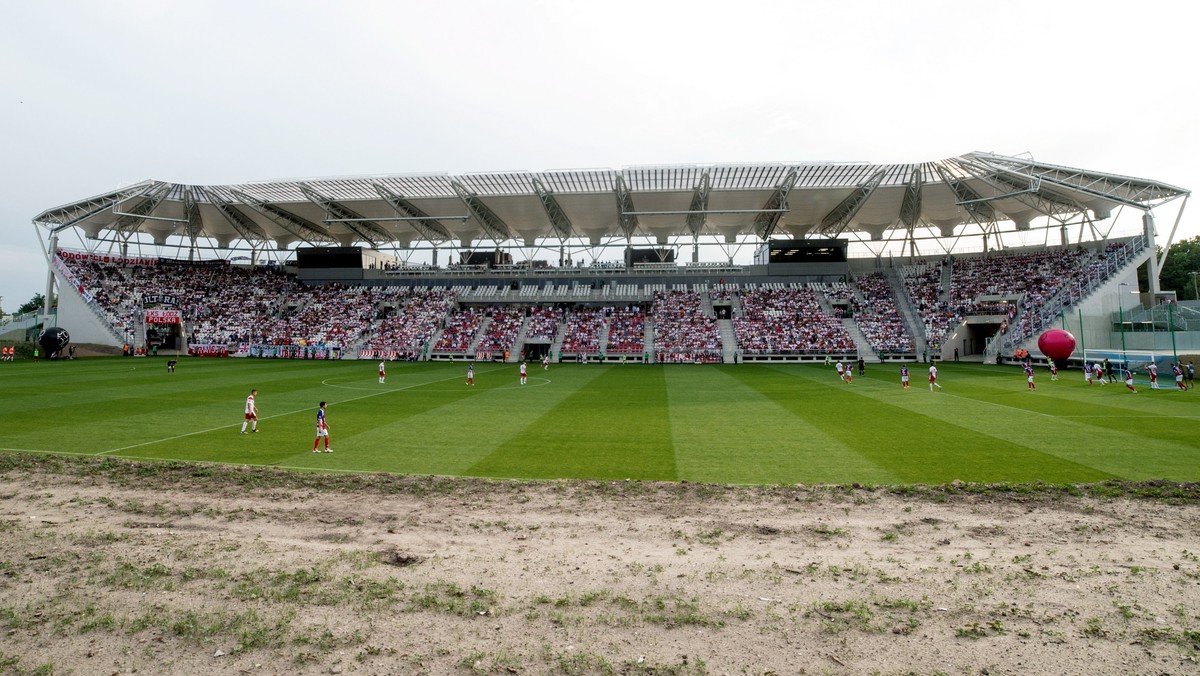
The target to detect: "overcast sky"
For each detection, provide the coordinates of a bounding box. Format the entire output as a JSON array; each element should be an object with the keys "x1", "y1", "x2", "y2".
[{"x1": 2, "y1": 0, "x2": 1197, "y2": 313}]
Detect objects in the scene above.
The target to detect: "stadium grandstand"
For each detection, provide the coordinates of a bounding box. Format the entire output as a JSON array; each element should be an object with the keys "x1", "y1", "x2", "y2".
[{"x1": 18, "y1": 152, "x2": 1199, "y2": 364}]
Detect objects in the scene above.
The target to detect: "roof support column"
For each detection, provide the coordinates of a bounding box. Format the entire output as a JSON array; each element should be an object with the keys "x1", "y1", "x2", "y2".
[
  {"x1": 43, "y1": 234, "x2": 58, "y2": 317},
  {"x1": 1145, "y1": 212, "x2": 1160, "y2": 295}
]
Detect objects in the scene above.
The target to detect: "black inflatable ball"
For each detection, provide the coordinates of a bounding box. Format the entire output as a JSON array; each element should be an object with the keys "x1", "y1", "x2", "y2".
[{"x1": 38, "y1": 327, "x2": 71, "y2": 356}]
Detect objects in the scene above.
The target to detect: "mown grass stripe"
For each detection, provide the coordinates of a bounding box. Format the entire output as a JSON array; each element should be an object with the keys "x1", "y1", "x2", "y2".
[
  {"x1": 5, "y1": 358, "x2": 1198, "y2": 484},
  {"x1": 747, "y1": 364, "x2": 1115, "y2": 483},
  {"x1": 470, "y1": 365, "x2": 675, "y2": 480},
  {"x1": 666, "y1": 367, "x2": 898, "y2": 484}
]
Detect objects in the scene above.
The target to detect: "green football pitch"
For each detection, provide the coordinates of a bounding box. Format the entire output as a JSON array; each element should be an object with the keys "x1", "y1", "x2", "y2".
[{"x1": 3, "y1": 358, "x2": 1197, "y2": 485}]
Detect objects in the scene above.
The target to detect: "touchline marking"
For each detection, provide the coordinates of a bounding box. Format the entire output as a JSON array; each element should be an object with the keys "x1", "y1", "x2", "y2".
[
  {"x1": 1057, "y1": 414, "x2": 1200, "y2": 419},
  {"x1": 96, "y1": 366, "x2": 508, "y2": 457},
  {"x1": 0, "y1": 447, "x2": 94, "y2": 456}
]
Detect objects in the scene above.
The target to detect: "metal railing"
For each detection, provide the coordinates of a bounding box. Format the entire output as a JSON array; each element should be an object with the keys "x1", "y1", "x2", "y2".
[{"x1": 995, "y1": 234, "x2": 1148, "y2": 352}]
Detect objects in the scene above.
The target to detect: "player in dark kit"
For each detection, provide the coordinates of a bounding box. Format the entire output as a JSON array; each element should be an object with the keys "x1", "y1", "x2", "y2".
[
  {"x1": 1122, "y1": 368, "x2": 1137, "y2": 393},
  {"x1": 312, "y1": 401, "x2": 332, "y2": 453}
]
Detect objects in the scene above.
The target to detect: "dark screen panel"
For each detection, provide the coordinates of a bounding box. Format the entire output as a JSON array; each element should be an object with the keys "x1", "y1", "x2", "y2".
[
  {"x1": 296, "y1": 247, "x2": 364, "y2": 269},
  {"x1": 768, "y1": 240, "x2": 847, "y2": 263}
]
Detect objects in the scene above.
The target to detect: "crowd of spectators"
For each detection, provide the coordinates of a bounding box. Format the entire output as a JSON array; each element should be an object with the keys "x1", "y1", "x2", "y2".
[
  {"x1": 186, "y1": 268, "x2": 297, "y2": 345},
  {"x1": 999, "y1": 243, "x2": 1133, "y2": 346},
  {"x1": 652, "y1": 291, "x2": 722, "y2": 361},
  {"x1": 901, "y1": 244, "x2": 1133, "y2": 351},
  {"x1": 249, "y1": 283, "x2": 387, "y2": 348},
  {"x1": 605, "y1": 309, "x2": 646, "y2": 354},
  {"x1": 432, "y1": 308, "x2": 483, "y2": 353},
  {"x1": 733, "y1": 286, "x2": 855, "y2": 354},
  {"x1": 523, "y1": 306, "x2": 560, "y2": 343},
  {"x1": 707, "y1": 284, "x2": 739, "y2": 301},
  {"x1": 59, "y1": 254, "x2": 300, "y2": 347},
  {"x1": 474, "y1": 307, "x2": 523, "y2": 355},
  {"x1": 901, "y1": 261, "x2": 955, "y2": 349},
  {"x1": 560, "y1": 309, "x2": 605, "y2": 355},
  {"x1": 61, "y1": 258, "x2": 142, "y2": 340},
  {"x1": 59, "y1": 240, "x2": 1137, "y2": 362},
  {"x1": 848, "y1": 273, "x2": 915, "y2": 354},
  {"x1": 361, "y1": 289, "x2": 455, "y2": 357}
]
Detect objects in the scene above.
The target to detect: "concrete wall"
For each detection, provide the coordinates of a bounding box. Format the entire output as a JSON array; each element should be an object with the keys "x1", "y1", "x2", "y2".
[{"x1": 54, "y1": 272, "x2": 123, "y2": 346}]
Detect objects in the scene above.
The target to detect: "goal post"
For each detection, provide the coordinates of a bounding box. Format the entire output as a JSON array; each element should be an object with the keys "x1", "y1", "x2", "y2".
[{"x1": 1081, "y1": 348, "x2": 1174, "y2": 375}]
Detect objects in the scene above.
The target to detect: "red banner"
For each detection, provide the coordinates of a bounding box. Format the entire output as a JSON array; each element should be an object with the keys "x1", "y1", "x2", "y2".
[
  {"x1": 145, "y1": 309, "x2": 182, "y2": 324},
  {"x1": 57, "y1": 250, "x2": 158, "y2": 267}
]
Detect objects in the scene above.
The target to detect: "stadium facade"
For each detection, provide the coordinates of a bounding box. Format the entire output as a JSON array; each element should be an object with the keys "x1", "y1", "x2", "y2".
[{"x1": 21, "y1": 152, "x2": 1198, "y2": 363}]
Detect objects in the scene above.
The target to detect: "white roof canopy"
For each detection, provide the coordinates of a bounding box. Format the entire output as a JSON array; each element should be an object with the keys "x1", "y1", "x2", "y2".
[{"x1": 33, "y1": 152, "x2": 1188, "y2": 252}]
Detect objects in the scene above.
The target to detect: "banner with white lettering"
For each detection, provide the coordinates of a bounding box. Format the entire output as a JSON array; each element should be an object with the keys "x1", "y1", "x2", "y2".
[
  {"x1": 144, "y1": 309, "x2": 182, "y2": 325},
  {"x1": 141, "y1": 294, "x2": 179, "y2": 307},
  {"x1": 57, "y1": 250, "x2": 158, "y2": 267}
]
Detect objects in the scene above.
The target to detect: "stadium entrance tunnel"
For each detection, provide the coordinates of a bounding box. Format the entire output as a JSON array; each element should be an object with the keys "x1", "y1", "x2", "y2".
[
  {"x1": 524, "y1": 343, "x2": 551, "y2": 360},
  {"x1": 948, "y1": 320, "x2": 1004, "y2": 359}
]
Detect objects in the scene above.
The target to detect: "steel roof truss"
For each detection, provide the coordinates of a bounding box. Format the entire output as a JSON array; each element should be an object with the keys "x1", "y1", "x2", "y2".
[
  {"x1": 373, "y1": 184, "x2": 454, "y2": 242},
  {"x1": 299, "y1": 184, "x2": 391, "y2": 248},
  {"x1": 899, "y1": 167, "x2": 923, "y2": 227},
  {"x1": 686, "y1": 172, "x2": 710, "y2": 236},
  {"x1": 451, "y1": 180, "x2": 513, "y2": 241},
  {"x1": 949, "y1": 157, "x2": 1083, "y2": 219},
  {"x1": 181, "y1": 187, "x2": 203, "y2": 244},
  {"x1": 230, "y1": 190, "x2": 335, "y2": 245},
  {"x1": 976, "y1": 154, "x2": 1177, "y2": 208},
  {"x1": 614, "y1": 175, "x2": 639, "y2": 239},
  {"x1": 112, "y1": 182, "x2": 174, "y2": 234},
  {"x1": 817, "y1": 170, "x2": 886, "y2": 237},
  {"x1": 199, "y1": 188, "x2": 268, "y2": 244},
  {"x1": 753, "y1": 168, "x2": 797, "y2": 239},
  {"x1": 933, "y1": 164, "x2": 996, "y2": 225},
  {"x1": 531, "y1": 177, "x2": 574, "y2": 240}
]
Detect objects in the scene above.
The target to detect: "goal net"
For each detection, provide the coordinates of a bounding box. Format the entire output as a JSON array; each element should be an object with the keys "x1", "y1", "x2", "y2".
[{"x1": 1080, "y1": 349, "x2": 1177, "y2": 376}]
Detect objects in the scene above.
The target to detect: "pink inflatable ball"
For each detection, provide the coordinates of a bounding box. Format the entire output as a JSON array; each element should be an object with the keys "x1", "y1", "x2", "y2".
[{"x1": 1037, "y1": 329, "x2": 1077, "y2": 361}]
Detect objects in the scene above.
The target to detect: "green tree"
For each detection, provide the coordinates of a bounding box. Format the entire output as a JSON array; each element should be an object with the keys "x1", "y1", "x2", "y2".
[
  {"x1": 16, "y1": 293, "x2": 45, "y2": 315},
  {"x1": 1160, "y1": 236, "x2": 1200, "y2": 300}
]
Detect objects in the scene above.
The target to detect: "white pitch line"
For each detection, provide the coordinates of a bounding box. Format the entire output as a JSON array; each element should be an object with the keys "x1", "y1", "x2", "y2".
[
  {"x1": 0, "y1": 447, "x2": 93, "y2": 456},
  {"x1": 95, "y1": 365, "x2": 509, "y2": 457},
  {"x1": 1056, "y1": 414, "x2": 1200, "y2": 419}
]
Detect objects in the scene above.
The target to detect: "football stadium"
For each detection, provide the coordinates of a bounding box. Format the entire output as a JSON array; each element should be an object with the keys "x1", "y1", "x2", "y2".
[
  {"x1": 5, "y1": 152, "x2": 1197, "y2": 484},
  {"x1": 5, "y1": 153, "x2": 1200, "y2": 675}
]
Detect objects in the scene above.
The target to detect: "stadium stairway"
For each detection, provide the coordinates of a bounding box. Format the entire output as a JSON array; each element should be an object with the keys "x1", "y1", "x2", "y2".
[
  {"x1": 427, "y1": 325, "x2": 447, "y2": 354},
  {"x1": 815, "y1": 290, "x2": 838, "y2": 316},
  {"x1": 643, "y1": 319, "x2": 655, "y2": 363},
  {"x1": 883, "y1": 267, "x2": 929, "y2": 360},
  {"x1": 549, "y1": 321, "x2": 567, "y2": 361},
  {"x1": 467, "y1": 316, "x2": 492, "y2": 357},
  {"x1": 511, "y1": 317, "x2": 531, "y2": 363},
  {"x1": 940, "y1": 262, "x2": 954, "y2": 304},
  {"x1": 597, "y1": 320, "x2": 609, "y2": 356},
  {"x1": 718, "y1": 319, "x2": 737, "y2": 363},
  {"x1": 841, "y1": 319, "x2": 880, "y2": 363}
]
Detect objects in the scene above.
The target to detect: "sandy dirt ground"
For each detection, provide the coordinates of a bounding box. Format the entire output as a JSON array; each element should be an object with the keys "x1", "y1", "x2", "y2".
[{"x1": 1, "y1": 458, "x2": 1199, "y2": 675}]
